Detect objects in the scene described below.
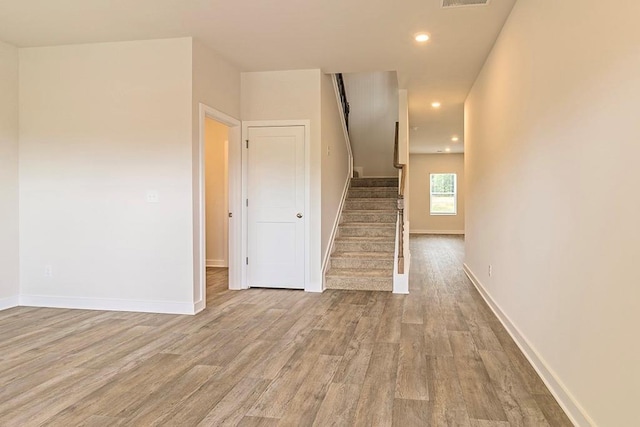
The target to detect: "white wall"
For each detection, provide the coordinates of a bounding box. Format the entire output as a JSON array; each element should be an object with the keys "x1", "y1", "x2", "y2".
[
  {"x1": 343, "y1": 72, "x2": 398, "y2": 177},
  {"x1": 19, "y1": 38, "x2": 196, "y2": 312},
  {"x1": 241, "y1": 69, "x2": 323, "y2": 291},
  {"x1": 465, "y1": 1, "x2": 640, "y2": 425},
  {"x1": 321, "y1": 73, "x2": 351, "y2": 263},
  {"x1": 192, "y1": 40, "x2": 241, "y2": 121},
  {"x1": 0, "y1": 41, "x2": 20, "y2": 309},
  {"x1": 204, "y1": 118, "x2": 228, "y2": 267},
  {"x1": 409, "y1": 154, "x2": 464, "y2": 234}
]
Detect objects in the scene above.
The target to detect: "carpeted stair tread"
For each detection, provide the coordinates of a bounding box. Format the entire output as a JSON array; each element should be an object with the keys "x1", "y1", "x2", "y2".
[
  {"x1": 325, "y1": 176, "x2": 399, "y2": 291},
  {"x1": 341, "y1": 209, "x2": 397, "y2": 214},
  {"x1": 350, "y1": 177, "x2": 399, "y2": 187},
  {"x1": 334, "y1": 236, "x2": 395, "y2": 242},
  {"x1": 338, "y1": 222, "x2": 396, "y2": 228},
  {"x1": 331, "y1": 251, "x2": 395, "y2": 259},
  {"x1": 326, "y1": 268, "x2": 393, "y2": 277}
]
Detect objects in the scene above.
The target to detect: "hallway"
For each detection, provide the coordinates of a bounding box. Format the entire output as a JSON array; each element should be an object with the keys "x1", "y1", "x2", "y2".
[{"x1": 0, "y1": 236, "x2": 571, "y2": 425}]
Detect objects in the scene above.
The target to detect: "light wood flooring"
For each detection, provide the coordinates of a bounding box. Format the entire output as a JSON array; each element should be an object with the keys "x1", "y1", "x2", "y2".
[{"x1": 0, "y1": 235, "x2": 572, "y2": 426}]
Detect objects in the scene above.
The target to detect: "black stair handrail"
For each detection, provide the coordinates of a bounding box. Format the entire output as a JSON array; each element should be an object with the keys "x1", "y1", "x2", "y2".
[{"x1": 336, "y1": 73, "x2": 350, "y2": 132}]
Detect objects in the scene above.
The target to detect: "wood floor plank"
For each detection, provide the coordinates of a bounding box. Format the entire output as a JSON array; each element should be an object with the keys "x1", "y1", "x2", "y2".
[
  {"x1": 237, "y1": 416, "x2": 280, "y2": 427},
  {"x1": 0, "y1": 236, "x2": 570, "y2": 426},
  {"x1": 454, "y1": 355, "x2": 508, "y2": 422},
  {"x1": 197, "y1": 377, "x2": 271, "y2": 426},
  {"x1": 122, "y1": 364, "x2": 221, "y2": 425},
  {"x1": 424, "y1": 306, "x2": 454, "y2": 357},
  {"x1": 375, "y1": 296, "x2": 404, "y2": 343},
  {"x1": 81, "y1": 415, "x2": 128, "y2": 426},
  {"x1": 534, "y1": 393, "x2": 575, "y2": 427},
  {"x1": 427, "y1": 355, "x2": 472, "y2": 426},
  {"x1": 401, "y1": 293, "x2": 424, "y2": 324},
  {"x1": 395, "y1": 323, "x2": 429, "y2": 400},
  {"x1": 353, "y1": 342, "x2": 399, "y2": 426},
  {"x1": 332, "y1": 343, "x2": 373, "y2": 385},
  {"x1": 392, "y1": 398, "x2": 431, "y2": 426},
  {"x1": 313, "y1": 382, "x2": 362, "y2": 427},
  {"x1": 246, "y1": 347, "x2": 323, "y2": 419},
  {"x1": 479, "y1": 349, "x2": 550, "y2": 426},
  {"x1": 277, "y1": 354, "x2": 342, "y2": 426},
  {"x1": 469, "y1": 419, "x2": 511, "y2": 427}
]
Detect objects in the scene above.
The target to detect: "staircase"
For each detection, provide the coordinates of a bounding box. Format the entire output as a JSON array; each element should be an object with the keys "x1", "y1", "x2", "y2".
[{"x1": 325, "y1": 177, "x2": 399, "y2": 291}]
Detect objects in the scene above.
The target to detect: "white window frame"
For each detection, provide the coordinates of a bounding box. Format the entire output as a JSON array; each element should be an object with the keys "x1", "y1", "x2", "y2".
[{"x1": 430, "y1": 173, "x2": 457, "y2": 216}]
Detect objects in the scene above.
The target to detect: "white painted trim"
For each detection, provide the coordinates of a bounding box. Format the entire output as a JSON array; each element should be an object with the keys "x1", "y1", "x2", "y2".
[
  {"x1": 393, "y1": 215, "x2": 410, "y2": 294},
  {"x1": 197, "y1": 104, "x2": 242, "y2": 309},
  {"x1": 242, "y1": 120, "x2": 313, "y2": 292},
  {"x1": 410, "y1": 229, "x2": 465, "y2": 235},
  {"x1": 194, "y1": 299, "x2": 205, "y2": 314},
  {"x1": 463, "y1": 264, "x2": 593, "y2": 427},
  {"x1": 321, "y1": 171, "x2": 350, "y2": 290},
  {"x1": 0, "y1": 295, "x2": 19, "y2": 311},
  {"x1": 206, "y1": 259, "x2": 228, "y2": 268},
  {"x1": 228, "y1": 125, "x2": 242, "y2": 291},
  {"x1": 19, "y1": 295, "x2": 196, "y2": 315}
]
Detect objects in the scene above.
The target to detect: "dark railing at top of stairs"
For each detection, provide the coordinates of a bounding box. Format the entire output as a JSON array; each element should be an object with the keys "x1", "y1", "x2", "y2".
[{"x1": 336, "y1": 73, "x2": 350, "y2": 132}]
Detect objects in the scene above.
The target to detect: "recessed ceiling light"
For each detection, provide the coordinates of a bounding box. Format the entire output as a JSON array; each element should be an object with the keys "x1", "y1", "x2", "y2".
[
  {"x1": 451, "y1": 136, "x2": 459, "y2": 142},
  {"x1": 431, "y1": 102, "x2": 441, "y2": 108},
  {"x1": 445, "y1": 148, "x2": 451, "y2": 152},
  {"x1": 415, "y1": 33, "x2": 430, "y2": 43}
]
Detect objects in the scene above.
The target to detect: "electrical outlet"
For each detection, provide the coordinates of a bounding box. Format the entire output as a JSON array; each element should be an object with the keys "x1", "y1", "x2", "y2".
[
  {"x1": 488, "y1": 264, "x2": 492, "y2": 277},
  {"x1": 146, "y1": 190, "x2": 160, "y2": 203},
  {"x1": 44, "y1": 265, "x2": 53, "y2": 277},
  {"x1": 327, "y1": 145, "x2": 331, "y2": 156}
]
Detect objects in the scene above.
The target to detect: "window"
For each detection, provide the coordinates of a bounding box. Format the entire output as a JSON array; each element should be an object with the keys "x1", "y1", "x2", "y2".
[{"x1": 430, "y1": 173, "x2": 457, "y2": 215}]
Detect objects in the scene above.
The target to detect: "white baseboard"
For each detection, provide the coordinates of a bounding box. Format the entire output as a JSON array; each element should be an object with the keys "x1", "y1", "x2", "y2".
[
  {"x1": 393, "y1": 218, "x2": 410, "y2": 294},
  {"x1": 193, "y1": 298, "x2": 206, "y2": 314},
  {"x1": 321, "y1": 169, "x2": 352, "y2": 291},
  {"x1": 206, "y1": 259, "x2": 228, "y2": 268},
  {"x1": 411, "y1": 229, "x2": 465, "y2": 235},
  {"x1": 463, "y1": 264, "x2": 593, "y2": 427},
  {"x1": 19, "y1": 294, "x2": 197, "y2": 315},
  {"x1": 0, "y1": 295, "x2": 19, "y2": 311}
]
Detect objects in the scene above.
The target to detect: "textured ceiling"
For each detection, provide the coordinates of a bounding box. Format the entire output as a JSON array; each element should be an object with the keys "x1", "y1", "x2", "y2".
[{"x1": 0, "y1": 0, "x2": 517, "y2": 154}]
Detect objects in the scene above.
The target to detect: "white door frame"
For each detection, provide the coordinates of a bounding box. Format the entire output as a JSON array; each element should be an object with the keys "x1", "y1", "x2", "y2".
[
  {"x1": 196, "y1": 103, "x2": 242, "y2": 313},
  {"x1": 242, "y1": 120, "x2": 311, "y2": 291}
]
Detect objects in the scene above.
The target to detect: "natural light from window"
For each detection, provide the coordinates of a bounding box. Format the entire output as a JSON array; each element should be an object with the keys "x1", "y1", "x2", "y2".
[{"x1": 430, "y1": 173, "x2": 457, "y2": 215}]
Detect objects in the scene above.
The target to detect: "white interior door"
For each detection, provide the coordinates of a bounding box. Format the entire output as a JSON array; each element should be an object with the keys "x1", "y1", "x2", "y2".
[{"x1": 247, "y1": 126, "x2": 305, "y2": 289}]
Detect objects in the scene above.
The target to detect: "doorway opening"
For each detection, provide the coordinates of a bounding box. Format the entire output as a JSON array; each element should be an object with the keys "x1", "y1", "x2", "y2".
[
  {"x1": 196, "y1": 104, "x2": 241, "y2": 313},
  {"x1": 204, "y1": 117, "x2": 230, "y2": 295}
]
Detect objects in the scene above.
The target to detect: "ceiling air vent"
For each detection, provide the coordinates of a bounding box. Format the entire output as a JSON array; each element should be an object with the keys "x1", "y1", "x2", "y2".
[{"x1": 442, "y1": 0, "x2": 490, "y2": 8}]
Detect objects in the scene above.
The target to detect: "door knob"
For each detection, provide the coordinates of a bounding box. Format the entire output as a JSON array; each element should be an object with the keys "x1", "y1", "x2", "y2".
[{"x1": 296, "y1": 213, "x2": 303, "y2": 218}]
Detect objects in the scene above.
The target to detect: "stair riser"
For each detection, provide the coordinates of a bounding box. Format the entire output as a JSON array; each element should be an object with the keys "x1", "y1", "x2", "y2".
[
  {"x1": 341, "y1": 212, "x2": 397, "y2": 223},
  {"x1": 325, "y1": 276, "x2": 392, "y2": 291},
  {"x1": 348, "y1": 189, "x2": 398, "y2": 199},
  {"x1": 338, "y1": 227, "x2": 396, "y2": 238},
  {"x1": 345, "y1": 199, "x2": 397, "y2": 211},
  {"x1": 330, "y1": 258, "x2": 395, "y2": 269},
  {"x1": 333, "y1": 241, "x2": 395, "y2": 253},
  {"x1": 351, "y1": 178, "x2": 399, "y2": 188}
]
